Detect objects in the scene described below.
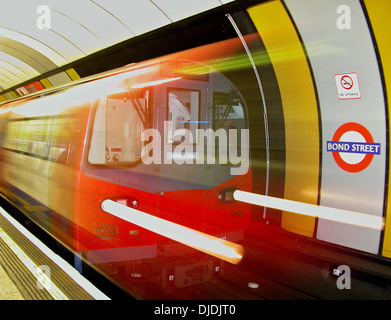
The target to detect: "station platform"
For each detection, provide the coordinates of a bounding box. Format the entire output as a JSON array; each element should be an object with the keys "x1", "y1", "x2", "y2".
[
  {"x1": 0, "y1": 263, "x2": 23, "y2": 299},
  {"x1": 0, "y1": 206, "x2": 109, "y2": 300}
]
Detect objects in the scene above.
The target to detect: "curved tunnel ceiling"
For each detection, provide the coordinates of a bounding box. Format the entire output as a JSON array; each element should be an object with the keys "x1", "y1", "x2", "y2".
[{"x1": 0, "y1": 0, "x2": 235, "y2": 92}]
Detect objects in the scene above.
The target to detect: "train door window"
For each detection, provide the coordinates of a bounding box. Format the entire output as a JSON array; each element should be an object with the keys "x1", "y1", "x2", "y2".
[
  {"x1": 167, "y1": 88, "x2": 200, "y2": 144},
  {"x1": 212, "y1": 90, "x2": 247, "y2": 164},
  {"x1": 88, "y1": 89, "x2": 149, "y2": 165}
]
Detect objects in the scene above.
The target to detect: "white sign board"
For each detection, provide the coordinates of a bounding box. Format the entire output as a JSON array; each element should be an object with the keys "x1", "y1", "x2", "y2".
[{"x1": 334, "y1": 72, "x2": 361, "y2": 100}]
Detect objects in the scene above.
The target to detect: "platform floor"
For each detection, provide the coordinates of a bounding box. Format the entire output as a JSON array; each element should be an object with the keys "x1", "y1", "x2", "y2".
[
  {"x1": 0, "y1": 206, "x2": 109, "y2": 300},
  {"x1": 0, "y1": 263, "x2": 24, "y2": 300}
]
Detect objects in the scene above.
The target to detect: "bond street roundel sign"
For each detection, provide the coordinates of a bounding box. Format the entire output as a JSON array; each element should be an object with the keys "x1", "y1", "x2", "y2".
[{"x1": 327, "y1": 122, "x2": 381, "y2": 173}]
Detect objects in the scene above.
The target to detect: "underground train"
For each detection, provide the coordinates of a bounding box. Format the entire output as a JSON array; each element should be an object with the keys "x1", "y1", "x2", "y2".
[{"x1": 0, "y1": 0, "x2": 391, "y2": 299}]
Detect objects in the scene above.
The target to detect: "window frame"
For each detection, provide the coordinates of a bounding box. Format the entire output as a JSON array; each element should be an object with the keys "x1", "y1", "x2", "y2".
[
  {"x1": 85, "y1": 89, "x2": 152, "y2": 169},
  {"x1": 1, "y1": 114, "x2": 83, "y2": 166},
  {"x1": 166, "y1": 87, "x2": 201, "y2": 146}
]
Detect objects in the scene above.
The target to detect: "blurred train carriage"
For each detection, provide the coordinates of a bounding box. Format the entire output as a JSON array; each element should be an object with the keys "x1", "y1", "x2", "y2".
[
  {"x1": 0, "y1": 0, "x2": 391, "y2": 299},
  {"x1": 0, "y1": 39, "x2": 257, "y2": 296}
]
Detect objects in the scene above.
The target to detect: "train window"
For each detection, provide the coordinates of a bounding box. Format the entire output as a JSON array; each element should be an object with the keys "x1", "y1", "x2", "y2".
[
  {"x1": 3, "y1": 120, "x2": 21, "y2": 151},
  {"x1": 25, "y1": 118, "x2": 50, "y2": 158},
  {"x1": 167, "y1": 88, "x2": 200, "y2": 144},
  {"x1": 213, "y1": 91, "x2": 247, "y2": 164},
  {"x1": 3, "y1": 118, "x2": 51, "y2": 158},
  {"x1": 213, "y1": 92, "x2": 245, "y2": 129},
  {"x1": 88, "y1": 89, "x2": 149, "y2": 165}
]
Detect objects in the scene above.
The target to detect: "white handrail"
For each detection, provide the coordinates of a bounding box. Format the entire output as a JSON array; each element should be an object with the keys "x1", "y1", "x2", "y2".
[
  {"x1": 233, "y1": 190, "x2": 384, "y2": 230},
  {"x1": 101, "y1": 200, "x2": 243, "y2": 265}
]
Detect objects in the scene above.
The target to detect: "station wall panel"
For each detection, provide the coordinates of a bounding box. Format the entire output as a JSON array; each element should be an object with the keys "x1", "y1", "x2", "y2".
[
  {"x1": 285, "y1": 0, "x2": 386, "y2": 254},
  {"x1": 47, "y1": 72, "x2": 72, "y2": 87}
]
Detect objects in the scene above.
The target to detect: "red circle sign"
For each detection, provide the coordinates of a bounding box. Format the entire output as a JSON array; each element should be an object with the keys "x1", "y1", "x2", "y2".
[
  {"x1": 340, "y1": 75, "x2": 353, "y2": 90},
  {"x1": 331, "y1": 122, "x2": 374, "y2": 173}
]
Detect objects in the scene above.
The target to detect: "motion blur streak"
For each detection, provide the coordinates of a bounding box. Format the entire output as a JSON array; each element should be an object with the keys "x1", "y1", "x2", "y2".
[
  {"x1": 130, "y1": 77, "x2": 181, "y2": 89},
  {"x1": 101, "y1": 200, "x2": 243, "y2": 265},
  {"x1": 233, "y1": 190, "x2": 384, "y2": 231}
]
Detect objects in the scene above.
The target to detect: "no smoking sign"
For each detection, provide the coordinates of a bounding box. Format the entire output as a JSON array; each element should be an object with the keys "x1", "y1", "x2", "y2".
[
  {"x1": 341, "y1": 75, "x2": 353, "y2": 90},
  {"x1": 334, "y1": 72, "x2": 361, "y2": 100}
]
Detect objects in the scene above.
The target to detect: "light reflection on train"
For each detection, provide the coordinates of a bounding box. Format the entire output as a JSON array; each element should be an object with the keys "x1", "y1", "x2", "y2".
[{"x1": 1, "y1": 0, "x2": 391, "y2": 299}]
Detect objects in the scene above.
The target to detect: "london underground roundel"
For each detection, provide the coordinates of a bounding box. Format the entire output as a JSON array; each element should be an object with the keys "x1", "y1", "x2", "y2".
[{"x1": 326, "y1": 122, "x2": 381, "y2": 173}]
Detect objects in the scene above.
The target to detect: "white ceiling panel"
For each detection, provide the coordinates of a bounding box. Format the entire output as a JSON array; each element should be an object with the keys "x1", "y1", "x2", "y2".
[
  {"x1": 153, "y1": 0, "x2": 222, "y2": 22},
  {"x1": 0, "y1": 0, "x2": 236, "y2": 93},
  {"x1": 45, "y1": 0, "x2": 135, "y2": 47},
  {"x1": 0, "y1": 59, "x2": 39, "y2": 88},
  {"x1": 0, "y1": 52, "x2": 40, "y2": 78},
  {"x1": 0, "y1": 27, "x2": 68, "y2": 66},
  {"x1": 93, "y1": 0, "x2": 172, "y2": 35}
]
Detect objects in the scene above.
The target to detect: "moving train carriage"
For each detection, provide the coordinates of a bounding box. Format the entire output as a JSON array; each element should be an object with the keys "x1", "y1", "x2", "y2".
[
  {"x1": 0, "y1": 0, "x2": 391, "y2": 299},
  {"x1": 0, "y1": 38, "x2": 256, "y2": 296}
]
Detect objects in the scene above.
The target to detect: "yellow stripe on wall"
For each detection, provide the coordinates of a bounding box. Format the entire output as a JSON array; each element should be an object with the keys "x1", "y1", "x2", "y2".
[
  {"x1": 65, "y1": 68, "x2": 81, "y2": 81},
  {"x1": 248, "y1": 0, "x2": 320, "y2": 237},
  {"x1": 364, "y1": 0, "x2": 391, "y2": 258},
  {"x1": 40, "y1": 78, "x2": 53, "y2": 89}
]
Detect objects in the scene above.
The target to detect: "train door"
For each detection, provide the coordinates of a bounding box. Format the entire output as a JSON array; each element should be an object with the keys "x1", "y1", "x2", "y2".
[
  {"x1": 151, "y1": 65, "x2": 232, "y2": 291},
  {"x1": 154, "y1": 75, "x2": 209, "y2": 232},
  {"x1": 154, "y1": 62, "x2": 251, "y2": 241},
  {"x1": 47, "y1": 113, "x2": 86, "y2": 244},
  {"x1": 203, "y1": 71, "x2": 251, "y2": 240}
]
